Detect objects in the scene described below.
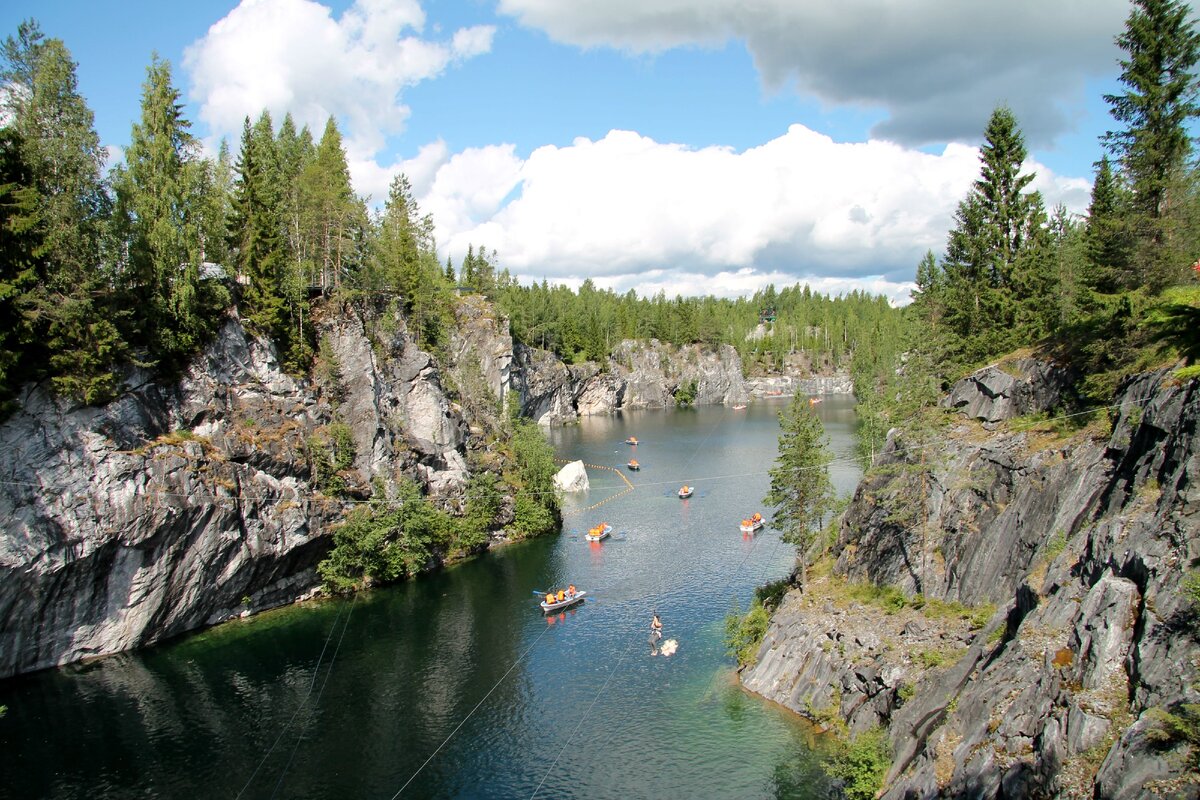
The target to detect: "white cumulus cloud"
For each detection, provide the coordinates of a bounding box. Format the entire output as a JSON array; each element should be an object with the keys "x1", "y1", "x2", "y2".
[
  {"x1": 183, "y1": 0, "x2": 494, "y2": 158},
  {"x1": 418, "y1": 125, "x2": 1090, "y2": 304}
]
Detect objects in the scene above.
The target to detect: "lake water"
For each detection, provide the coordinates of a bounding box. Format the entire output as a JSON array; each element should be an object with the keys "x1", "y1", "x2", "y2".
[{"x1": 0, "y1": 396, "x2": 861, "y2": 799}]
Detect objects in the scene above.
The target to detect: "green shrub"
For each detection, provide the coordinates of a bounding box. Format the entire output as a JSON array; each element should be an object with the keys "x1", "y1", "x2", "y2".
[
  {"x1": 309, "y1": 421, "x2": 357, "y2": 495},
  {"x1": 456, "y1": 470, "x2": 501, "y2": 552},
  {"x1": 1182, "y1": 570, "x2": 1200, "y2": 611},
  {"x1": 317, "y1": 479, "x2": 452, "y2": 592},
  {"x1": 511, "y1": 493, "x2": 555, "y2": 540},
  {"x1": 755, "y1": 578, "x2": 791, "y2": 610},
  {"x1": 825, "y1": 726, "x2": 890, "y2": 800},
  {"x1": 725, "y1": 600, "x2": 771, "y2": 666},
  {"x1": 674, "y1": 380, "x2": 698, "y2": 407}
]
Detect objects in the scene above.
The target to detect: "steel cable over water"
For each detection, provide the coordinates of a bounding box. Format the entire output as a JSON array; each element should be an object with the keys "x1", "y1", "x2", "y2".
[
  {"x1": 0, "y1": 398, "x2": 1143, "y2": 509},
  {"x1": 389, "y1": 621, "x2": 557, "y2": 797},
  {"x1": 269, "y1": 594, "x2": 359, "y2": 799},
  {"x1": 234, "y1": 596, "x2": 356, "y2": 800},
  {"x1": 1, "y1": 398, "x2": 1145, "y2": 797}
]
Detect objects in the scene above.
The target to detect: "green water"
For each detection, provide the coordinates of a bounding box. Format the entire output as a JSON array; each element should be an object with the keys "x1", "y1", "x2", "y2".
[{"x1": 0, "y1": 397, "x2": 860, "y2": 799}]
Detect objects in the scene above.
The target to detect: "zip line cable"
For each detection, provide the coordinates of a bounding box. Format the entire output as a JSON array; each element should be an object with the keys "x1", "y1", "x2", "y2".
[
  {"x1": 0, "y1": 399, "x2": 1143, "y2": 509},
  {"x1": 235, "y1": 598, "x2": 354, "y2": 799},
  {"x1": 390, "y1": 621, "x2": 556, "y2": 797},
  {"x1": 4, "y1": 398, "x2": 1146, "y2": 795},
  {"x1": 270, "y1": 594, "x2": 358, "y2": 799}
]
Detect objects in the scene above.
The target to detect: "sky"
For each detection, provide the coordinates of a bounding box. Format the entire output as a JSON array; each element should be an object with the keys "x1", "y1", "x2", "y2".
[{"x1": 0, "y1": 0, "x2": 1172, "y2": 305}]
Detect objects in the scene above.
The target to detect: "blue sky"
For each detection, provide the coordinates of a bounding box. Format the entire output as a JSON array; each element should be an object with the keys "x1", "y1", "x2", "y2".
[{"x1": 1, "y1": 0, "x2": 1161, "y2": 304}]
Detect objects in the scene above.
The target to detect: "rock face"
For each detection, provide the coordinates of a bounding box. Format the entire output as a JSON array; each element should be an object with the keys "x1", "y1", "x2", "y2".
[
  {"x1": 516, "y1": 339, "x2": 750, "y2": 424},
  {"x1": 0, "y1": 303, "x2": 483, "y2": 679},
  {"x1": 941, "y1": 356, "x2": 1075, "y2": 423},
  {"x1": 741, "y1": 363, "x2": 1200, "y2": 799},
  {"x1": 553, "y1": 461, "x2": 589, "y2": 493},
  {"x1": 746, "y1": 373, "x2": 854, "y2": 396}
]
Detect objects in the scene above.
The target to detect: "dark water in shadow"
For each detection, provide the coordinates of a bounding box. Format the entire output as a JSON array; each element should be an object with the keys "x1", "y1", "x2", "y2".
[{"x1": 0, "y1": 396, "x2": 860, "y2": 799}]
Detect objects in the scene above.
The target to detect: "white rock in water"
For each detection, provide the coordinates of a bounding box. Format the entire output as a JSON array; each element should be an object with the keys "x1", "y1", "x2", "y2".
[{"x1": 554, "y1": 460, "x2": 589, "y2": 493}]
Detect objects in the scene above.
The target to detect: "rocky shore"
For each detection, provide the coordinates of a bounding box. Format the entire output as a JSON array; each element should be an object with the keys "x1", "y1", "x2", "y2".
[{"x1": 741, "y1": 359, "x2": 1199, "y2": 798}]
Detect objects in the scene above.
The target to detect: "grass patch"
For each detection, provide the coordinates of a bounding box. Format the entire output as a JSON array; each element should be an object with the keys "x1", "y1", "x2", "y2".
[
  {"x1": 1145, "y1": 704, "x2": 1200, "y2": 769},
  {"x1": 846, "y1": 582, "x2": 910, "y2": 614},
  {"x1": 840, "y1": 580, "x2": 994, "y2": 629},
  {"x1": 920, "y1": 597, "x2": 996, "y2": 630},
  {"x1": 1045, "y1": 529, "x2": 1068, "y2": 561},
  {"x1": 913, "y1": 645, "x2": 968, "y2": 670}
]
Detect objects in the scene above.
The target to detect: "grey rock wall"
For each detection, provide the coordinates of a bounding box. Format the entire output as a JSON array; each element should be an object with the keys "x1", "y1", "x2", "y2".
[
  {"x1": 741, "y1": 364, "x2": 1200, "y2": 799},
  {"x1": 0, "y1": 304, "x2": 477, "y2": 679},
  {"x1": 515, "y1": 339, "x2": 750, "y2": 424}
]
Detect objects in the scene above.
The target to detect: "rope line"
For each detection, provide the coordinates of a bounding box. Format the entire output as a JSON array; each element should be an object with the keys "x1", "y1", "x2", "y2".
[
  {"x1": 269, "y1": 595, "x2": 358, "y2": 799},
  {"x1": 235, "y1": 598, "x2": 353, "y2": 799},
  {"x1": 0, "y1": 400, "x2": 1139, "y2": 508},
  {"x1": 390, "y1": 621, "x2": 556, "y2": 797}
]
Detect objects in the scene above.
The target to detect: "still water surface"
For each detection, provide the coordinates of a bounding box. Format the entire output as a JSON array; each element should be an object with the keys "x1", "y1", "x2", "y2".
[{"x1": 0, "y1": 396, "x2": 860, "y2": 799}]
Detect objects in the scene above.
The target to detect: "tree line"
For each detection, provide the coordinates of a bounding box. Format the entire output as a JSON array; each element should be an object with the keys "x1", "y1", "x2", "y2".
[
  {"x1": 488, "y1": 277, "x2": 905, "y2": 375},
  {"x1": 0, "y1": 18, "x2": 909, "y2": 418},
  {"x1": 0, "y1": 20, "x2": 453, "y2": 411},
  {"x1": 859, "y1": 0, "x2": 1200, "y2": 463}
]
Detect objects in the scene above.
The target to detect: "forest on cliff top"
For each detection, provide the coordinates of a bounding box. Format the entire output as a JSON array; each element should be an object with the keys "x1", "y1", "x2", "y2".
[{"x1": 0, "y1": 17, "x2": 902, "y2": 418}]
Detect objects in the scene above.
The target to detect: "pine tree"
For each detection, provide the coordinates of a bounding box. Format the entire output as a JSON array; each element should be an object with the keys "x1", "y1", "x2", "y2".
[
  {"x1": 765, "y1": 396, "x2": 834, "y2": 551},
  {"x1": 1103, "y1": 0, "x2": 1200, "y2": 290},
  {"x1": 116, "y1": 55, "x2": 212, "y2": 365},
  {"x1": 298, "y1": 117, "x2": 362, "y2": 290},
  {"x1": 373, "y1": 173, "x2": 423, "y2": 302}
]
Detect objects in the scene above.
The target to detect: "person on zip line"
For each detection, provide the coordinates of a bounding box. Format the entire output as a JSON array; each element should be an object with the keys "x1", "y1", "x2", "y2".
[{"x1": 649, "y1": 613, "x2": 663, "y2": 655}]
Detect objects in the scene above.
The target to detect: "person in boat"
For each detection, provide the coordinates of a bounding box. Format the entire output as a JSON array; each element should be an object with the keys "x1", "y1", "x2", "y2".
[
  {"x1": 752, "y1": 512, "x2": 762, "y2": 523},
  {"x1": 649, "y1": 613, "x2": 663, "y2": 655},
  {"x1": 567, "y1": 584, "x2": 576, "y2": 598},
  {"x1": 545, "y1": 592, "x2": 556, "y2": 605},
  {"x1": 557, "y1": 589, "x2": 566, "y2": 602}
]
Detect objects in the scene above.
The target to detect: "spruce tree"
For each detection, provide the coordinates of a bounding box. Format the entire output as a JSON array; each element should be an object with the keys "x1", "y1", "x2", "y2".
[
  {"x1": 939, "y1": 107, "x2": 1047, "y2": 365},
  {"x1": 1084, "y1": 156, "x2": 1135, "y2": 293},
  {"x1": 1103, "y1": 0, "x2": 1200, "y2": 290},
  {"x1": 2, "y1": 24, "x2": 126, "y2": 402},
  {"x1": 765, "y1": 396, "x2": 834, "y2": 551},
  {"x1": 117, "y1": 55, "x2": 212, "y2": 365},
  {"x1": 0, "y1": 127, "x2": 41, "y2": 404},
  {"x1": 228, "y1": 117, "x2": 287, "y2": 340}
]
